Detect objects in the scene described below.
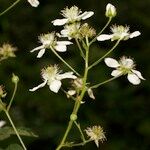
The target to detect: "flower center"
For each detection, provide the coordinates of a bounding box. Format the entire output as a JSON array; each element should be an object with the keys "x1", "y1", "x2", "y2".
[{"x1": 61, "y1": 6, "x2": 81, "y2": 22}]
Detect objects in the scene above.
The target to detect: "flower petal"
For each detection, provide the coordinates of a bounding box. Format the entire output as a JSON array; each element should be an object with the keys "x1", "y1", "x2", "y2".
[
  {"x1": 121, "y1": 58, "x2": 134, "y2": 68},
  {"x1": 55, "y1": 45, "x2": 67, "y2": 52},
  {"x1": 104, "y1": 58, "x2": 120, "y2": 68},
  {"x1": 49, "y1": 80, "x2": 62, "y2": 93},
  {"x1": 97, "y1": 34, "x2": 113, "y2": 41},
  {"x1": 30, "y1": 45, "x2": 44, "y2": 53},
  {"x1": 57, "y1": 41, "x2": 73, "y2": 45},
  {"x1": 132, "y1": 70, "x2": 145, "y2": 80},
  {"x1": 79, "y1": 11, "x2": 94, "y2": 20},
  {"x1": 37, "y1": 49, "x2": 45, "y2": 58},
  {"x1": 0, "y1": 120, "x2": 6, "y2": 128},
  {"x1": 29, "y1": 80, "x2": 47, "y2": 92},
  {"x1": 28, "y1": 0, "x2": 39, "y2": 7},
  {"x1": 87, "y1": 88, "x2": 95, "y2": 100},
  {"x1": 52, "y1": 19, "x2": 68, "y2": 26},
  {"x1": 130, "y1": 31, "x2": 141, "y2": 38},
  {"x1": 60, "y1": 29, "x2": 69, "y2": 37},
  {"x1": 127, "y1": 73, "x2": 141, "y2": 85},
  {"x1": 111, "y1": 70, "x2": 122, "y2": 77},
  {"x1": 57, "y1": 72, "x2": 77, "y2": 80}
]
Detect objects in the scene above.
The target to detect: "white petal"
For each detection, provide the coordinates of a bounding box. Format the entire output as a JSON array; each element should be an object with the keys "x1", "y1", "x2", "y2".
[
  {"x1": 55, "y1": 45, "x2": 67, "y2": 52},
  {"x1": 127, "y1": 73, "x2": 141, "y2": 85},
  {"x1": 37, "y1": 49, "x2": 45, "y2": 58},
  {"x1": 87, "y1": 88, "x2": 95, "y2": 100},
  {"x1": 60, "y1": 29, "x2": 69, "y2": 37},
  {"x1": 111, "y1": 70, "x2": 122, "y2": 77},
  {"x1": 29, "y1": 80, "x2": 47, "y2": 92},
  {"x1": 104, "y1": 58, "x2": 120, "y2": 68},
  {"x1": 97, "y1": 34, "x2": 113, "y2": 41},
  {"x1": 52, "y1": 19, "x2": 68, "y2": 26},
  {"x1": 30, "y1": 45, "x2": 44, "y2": 52},
  {"x1": 79, "y1": 11, "x2": 94, "y2": 20},
  {"x1": 122, "y1": 58, "x2": 134, "y2": 68},
  {"x1": 57, "y1": 41, "x2": 73, "y2": 45},
  {"x1": 49, "y1": 80, "x2": 62, "y2": 93},
  {"x1": 132, "y1": 70, "x2": 145, "y2": 80},
  {"x1": 130, "y1": 31, "x2": 141, "y2": 38},
  {"x1": 57, "y1": 72, "x2": 77, "y2": 80},
  {"x1": 0, "y1": 120, "x2": 6, "y2": 128},
  {"x1": 28, "y1": 0, "x2": 39, "y2": 7},
  {"x1": 67, "y1": 90, "x2": 76, "y2": 96}
]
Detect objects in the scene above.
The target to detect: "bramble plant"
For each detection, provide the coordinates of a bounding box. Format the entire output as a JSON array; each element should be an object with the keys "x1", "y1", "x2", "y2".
[{"x1": 0, "y1": 0, "x2": 145, "y2": 150}]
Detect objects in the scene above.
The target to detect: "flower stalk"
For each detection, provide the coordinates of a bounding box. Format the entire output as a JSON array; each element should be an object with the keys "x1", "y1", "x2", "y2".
[
  {"x1": 0, "y1": 0, "x2": 20, "y2": 17},
  {"x1": 89, "y1": 39, "x2": 121, "y2": 70}
]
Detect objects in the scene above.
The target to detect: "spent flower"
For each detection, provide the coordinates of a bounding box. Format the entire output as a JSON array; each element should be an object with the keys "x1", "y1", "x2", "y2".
[
  {"x1": 0, "y1": 43, "x2": 16, "y2": 61},
  {"x1": 105, "y1": 3, "x2": 116, "y2": 18},
  {"x1": 29, "y1": 65, "x2": 77, "y2": 93},
  {"x1": 52, "y1": 6, "x2": 94, "y2": 26},
  {"x1": 97, "y1": 25, "x2": 141, "y2": 41},
  {"x1": 104, "y1": 56, "x2": 145, "y2": 85},
  {"x1": 30, "y1": 32, "x2": 72, "y2": 58},
  {"x1": 27, "y1": 0, "x2": 39, "y2": 7},
  {"x1": 85, "y1": 125, "x2": 106, "y2": 147},
  {"x1": 0, "y1": 85, "x2": 7, "y2": 98}
]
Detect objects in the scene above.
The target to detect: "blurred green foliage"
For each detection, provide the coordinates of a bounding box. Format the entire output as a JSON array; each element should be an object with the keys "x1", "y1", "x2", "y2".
[{"x1": 0, "y1": 0, "x2": 149, "y2": 149}]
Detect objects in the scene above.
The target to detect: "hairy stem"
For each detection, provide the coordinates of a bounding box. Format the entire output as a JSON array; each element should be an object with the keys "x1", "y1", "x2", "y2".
[
  {"x1": 89, "y1": 17, "x2": 112, "y2": 45},
  {"x1": 5, "y1": 111, "x2": 27, "y2": 150},
  {"x1": 51, "y1": 47, "x2": 80, "y2": 76},
  {"x1": 56, "y1": 41, "x2": 89, "y2": 150},
  {"x1": 89, "y1": 39, "x2": 121, "y2": 70},
  {"x1": 7, "y1": 83, "x2": 18, "y2": 111}
]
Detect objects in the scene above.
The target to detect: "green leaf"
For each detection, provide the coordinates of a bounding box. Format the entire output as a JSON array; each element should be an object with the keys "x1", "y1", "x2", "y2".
[
  {"x1": 5, "y1": 144, "x2": 23, "y2": 150},
  {"x1": 0, "y1": 126, "x2": 38, "y2": 140}
]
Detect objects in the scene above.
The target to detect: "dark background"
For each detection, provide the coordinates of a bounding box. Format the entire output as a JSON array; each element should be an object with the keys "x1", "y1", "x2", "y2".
[{"x1": 0, "y1": 0, "x2": 149, "y2": 149}]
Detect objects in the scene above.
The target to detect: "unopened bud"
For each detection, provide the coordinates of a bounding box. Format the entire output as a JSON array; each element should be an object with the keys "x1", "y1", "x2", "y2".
[
  {"x1": 70, "y1": 114, "x2": 77, "y2": 121},
  {"x1": 12, "y1": 73, "x2": 19, "y2": 84},
  {"x1": 105, "y1": 3, "x2": 116, "y2": 18}
]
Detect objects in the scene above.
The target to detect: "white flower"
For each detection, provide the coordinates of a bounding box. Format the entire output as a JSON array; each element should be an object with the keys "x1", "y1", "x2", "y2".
[
  {"x1": 27, "y1": 0, "x2": 39, "y2": 7},
  {"x1": 0, "y1": 120, "x2": 6, "y2": 128},
  {"x1": 52, "y1": 6, "x2": 94, "y2": 26},
  {"x1": 60, "y1": 23, "x2": 81, "y2": 40},
  {"x1": 85, "y1": 126, "x2": 106, "y2": 147},
  {"x1": 97, "y1": 25, "x2": 141, "y2": 41},
  {"x1": 29, "y1": 65, "x2": 77, "y2": 93},
  {"x1": 105, "y1": 3, "x2": 116, "y2": 18},
  {"x1": 104, "y1": 56, "x2": 145, "y2": 85},
  {"x1": 30, "y1": 32, "x2": 72, "y2": 58}
]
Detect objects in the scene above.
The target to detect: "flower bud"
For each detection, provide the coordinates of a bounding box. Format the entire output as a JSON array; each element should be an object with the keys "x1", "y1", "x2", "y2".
[
  {"x1": 70, "y1": 114, "x2": 77, "y2": 121},
  {"x1": 105, "y1": 3, "x2": 116, "y2": 18},
  {"x1": 12, "y1": 73, "x2": 19, "y2": 84}
]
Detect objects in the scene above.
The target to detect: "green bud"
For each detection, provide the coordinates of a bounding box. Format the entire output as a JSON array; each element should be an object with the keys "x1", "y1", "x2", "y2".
[
  {"x1": 70, "y1": 114, "x2": 77, "y2": 121},
  {"x1": 12, "y1": 73, "x2": 19, "y2": 84},
  {"x1": 105, "y1": 3, "x2": 116, "y2": 18}
]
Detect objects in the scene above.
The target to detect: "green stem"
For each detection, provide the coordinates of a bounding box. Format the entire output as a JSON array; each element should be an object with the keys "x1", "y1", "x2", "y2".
[
  {"x1": 89, "y1": 17, "x2": 112, "y2": 45},
  {"x1": 89, "y1": 39, "x2": 121, "y2": 70},
  {"x1": 75, "y1": 38, "x2": 85, "y2": 59},
  {"x1": 74, "y1": 121, "x2": 86, "y2": 142},
  {"x1": 63, "y1": 139, "x2": 92, "y2": 147},
  {"x1": 50, "y1": 47, "x2": 80, "y2": 76},
  {"x1": 56, "y1": 41, "x2": 90, "y2": 150},
  {"x1": 91, "y1": 75, "x2": 120, "y2": 89},
  {"x1": 0, "y1": 0, "x2": 21, "y2": 17},
  {"x1": 5, "y1": 111, "x2": 27, "y2": 150},
  {"x1": 7, "y1": 83, "x2": 18, "y2": 111}
]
